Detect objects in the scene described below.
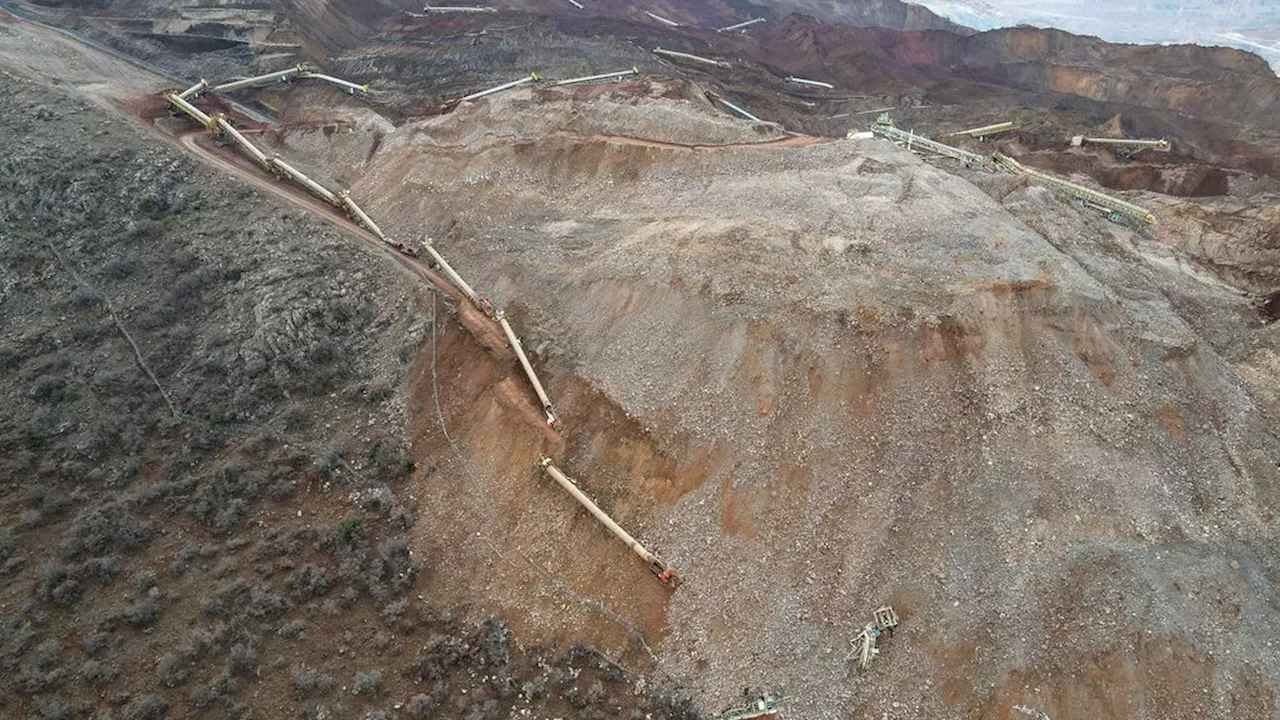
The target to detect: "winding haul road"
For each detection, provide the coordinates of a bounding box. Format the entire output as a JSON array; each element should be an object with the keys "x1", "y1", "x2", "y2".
[{"x1": 175, "y1": 131, "x2": 512, "y2": 354}]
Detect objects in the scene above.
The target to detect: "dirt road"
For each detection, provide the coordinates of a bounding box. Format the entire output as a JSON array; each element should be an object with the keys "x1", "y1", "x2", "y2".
[{"x1": 572, "y1": 131, "x2": 836, "y2": 151}]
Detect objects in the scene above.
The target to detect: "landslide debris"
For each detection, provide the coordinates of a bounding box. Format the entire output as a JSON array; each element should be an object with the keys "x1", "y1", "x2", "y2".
[{"x1": 275, "y1": 84, "x2": 1280, "y2": 720}]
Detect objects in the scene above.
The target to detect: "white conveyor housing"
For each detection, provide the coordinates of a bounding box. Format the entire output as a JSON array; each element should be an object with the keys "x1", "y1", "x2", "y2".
[
  {"x1": 537, "y1": 455, "x2": 680, "y2": 587},
  {"x1": 496, "y1": 311, "x2": 558, "y2": 427}
]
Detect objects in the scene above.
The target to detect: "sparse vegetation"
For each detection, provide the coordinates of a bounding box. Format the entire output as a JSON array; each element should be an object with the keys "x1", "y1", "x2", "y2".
[
  {"x1": 122, "y1": 694, "x2": 168, "y2": 720},
  {"x1": 353, "y1": 669, "x2": 382, "y2": 697},
  {"x1": 80, "y1": 658, "x2": 119, "y2": 684},
  {"x1": 0, "y1": 44, "x2": 697, "y2": 720},
  {"x1": 155, "y1": 653, "x2": 190, "y2": 687},
  {"x1": 291, "y1": 664, "x2": 334, "y2": 698},
  {"x1": 119, "y1": 596, "x2": 160, "y2": 628},
  {"x1": 338, "y1": 516, "x2": 365, "y2": 543}
]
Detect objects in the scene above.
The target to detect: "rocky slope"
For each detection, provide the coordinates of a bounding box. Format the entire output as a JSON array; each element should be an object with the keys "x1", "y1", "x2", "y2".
[
  {"x1": 571, "y1": 0, "x2": 969, "y2": 33},
  {"x1": 3, "y1": 1, "x2": 1280, "y2": 719},
  {"x1": 0, "y1": 54, "x2": 698, "y2": 720},
  {"x1": 239, "y1": 81, "x2": 1280, "y2": 719},
  {"x1": 918, "y1": 0, "x2": 1280, "y2": 71}
]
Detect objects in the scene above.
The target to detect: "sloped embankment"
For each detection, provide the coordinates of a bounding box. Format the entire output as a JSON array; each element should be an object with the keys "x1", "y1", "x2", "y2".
[{"x1": 261, "y1": 87, "x2": 1280, "y2": 719}]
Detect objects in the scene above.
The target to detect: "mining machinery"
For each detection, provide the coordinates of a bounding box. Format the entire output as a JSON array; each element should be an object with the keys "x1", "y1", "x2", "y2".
[
  {"x1": 786, "y1": 76, "x2": 834, "y2": 90},
  {"x1": 496, "y1": 311, "x2": 559, "y2": 428},
  {"x1": 992, "y1": 152, "x2": 1156, "y2": 225},
  {"x1": 867, "y1": 114, "x2": 988, "y2": 167},
  {"x1": 712, "y1": 694, "x2": 787, "y2": 720},
  {"x1": 554, "y1": 67, "x2": 640, "y2": 86},
  {"x1": 849, "y1": 606, "x2": 899, "y2": 670},
  {"x1": 460, "y1": 73, "x2": 539, "y2": 102},
  {"x1": 421, "y1": 4, "x2": 497, "y2": 12},
  {"x1": 940, "y1": 120, "x2": 1021, "y2": 141},
  {"x1": 1071, "y1": 135, "x2": 1171, "y2": 156},
  {"x1": 536, "y1": 455, "x2": 679, "y2": 587},
  {"x1": 177, "y1": 65, "x2": 369, "y2": 101},
  {"x1": 707, "y1": 91, "x2": 762, "y2": 122},
  {"x1": 652, "y1": 47, "x2": 731, "y2": 69},
  {"x1": 645, "y1": 10, "x2": 680, "y2": 27},
  {"x1": 165, "y1": 89, "x2": 423, "y2": 257},
  {"x1": 718, "y1": 17, "x2": 767, "y2": 33}
]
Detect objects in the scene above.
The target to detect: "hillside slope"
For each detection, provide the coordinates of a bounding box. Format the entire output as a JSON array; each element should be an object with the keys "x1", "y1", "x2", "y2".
[
  {"x1": 253, "y1": 82, "x2": 1280, "y2": 719},
  {"x1": 2, "y1": 2, "x2": 1279, "y2": 719},
  {"x1": 0, "y1": 56, "x2": 698, "y2": 720}
]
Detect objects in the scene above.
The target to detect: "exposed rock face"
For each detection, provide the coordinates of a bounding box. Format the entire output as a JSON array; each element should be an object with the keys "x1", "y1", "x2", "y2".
[
  {"x1": 957, "y1": 27, "x2": 1280, "y2": 126},
  {"x1": 741, "y1": 17, "x2": 1280, "y2": 128},
  {"x1": 238, "y1": 87, "x2": 1280, "y2": 719},
  {"x1": 743, "y1": 0, "x2": 970, "y2": 33},
  {"x1": 514, "y1": 0, "x2": 969, "y2": 33}
]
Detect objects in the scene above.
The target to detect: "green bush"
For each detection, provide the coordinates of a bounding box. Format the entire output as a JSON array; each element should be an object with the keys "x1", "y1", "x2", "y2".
[{"x1": 339, "y1": 517, "x2": 365, "y2": 543}]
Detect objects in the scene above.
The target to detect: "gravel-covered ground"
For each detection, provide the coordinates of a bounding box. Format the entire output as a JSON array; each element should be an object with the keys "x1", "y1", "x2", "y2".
[
  {"x1": 4, "y1": 4, "x2": 1280, "y2": 719},
  {"x1": 291, "y1": 84, "x2": 1280, "y2": 720}
]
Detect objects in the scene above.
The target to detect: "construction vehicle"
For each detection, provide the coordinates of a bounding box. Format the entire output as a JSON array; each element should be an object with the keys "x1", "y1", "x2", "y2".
[
  {"x1": 496, "y1": 311, "x2": 558, "y2": 428},
  {"x1": 868, "y1": 114, "x2": 988, "y2": 167},
  {"x1": 536, "y1": 455, "x2": 680, "y2": 587},
  {"x1": 849, "y1": 606, "x2": 899, "y2": 670},
  {"x1": 1071, "y1": 135, "x2": 1170, "y2": 156},
  {"x1": 940, "y1": 120, "x2": 1020, "y2": 141},
  {"x1": 992, "y1": 152, "x2": 1156, "y2": 225},
  {"x1": 712, "y1": 694, "x2": 787, "y2": 720}
]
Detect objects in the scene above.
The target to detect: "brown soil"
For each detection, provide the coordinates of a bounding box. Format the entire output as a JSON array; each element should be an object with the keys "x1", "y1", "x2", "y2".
[
  {"x1": 404, "y1": 312, "x2": 674, "y2": 663},
  {"x1": 7, "y1": 4, "x2": 1280, "y2": 720}
]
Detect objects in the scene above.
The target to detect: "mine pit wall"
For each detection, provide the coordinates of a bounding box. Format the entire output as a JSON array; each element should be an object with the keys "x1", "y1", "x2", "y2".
[
  {"x1": 405, "y1": 257, "x2": 1280, "y2": 718},
  {"x1": 244, "y1": 85, "x2": 1280, "y2": 717},
  {"x1": 1018, "y1": 150, "x2": 1233, "y2": 198},
  {"x1": 11, "y1": 8, "x2": 1280, "y2": 717},
  {"x1": 404, "y1": 309, "x2": 676, "y2": 659},
  {"x1": 566, "y1": 285, "x2": 1277, "y2": 719}
]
